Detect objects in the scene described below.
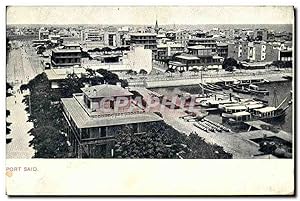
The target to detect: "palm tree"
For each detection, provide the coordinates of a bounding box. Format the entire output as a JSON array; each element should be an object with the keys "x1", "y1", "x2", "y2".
[
  {"x1": 139, "y1": 69, "x2": 148, "y2": 75},
  {"x1": 165, "y1": 68, "x2": 175, "y2": 77},
  {"x1": 190, "y1": 68, "x2": 199, "y2": 76},
  {"x1": 179, "y1": 69, "x2": 185, "y2": 77}
]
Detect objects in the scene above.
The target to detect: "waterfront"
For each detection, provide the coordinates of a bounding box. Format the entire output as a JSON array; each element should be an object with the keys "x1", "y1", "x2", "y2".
[{"x1": 151, "y1": 80, "x2": 293, "y2": 133}]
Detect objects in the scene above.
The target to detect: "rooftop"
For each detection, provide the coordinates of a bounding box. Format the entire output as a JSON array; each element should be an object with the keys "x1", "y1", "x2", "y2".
[
  {"x1": 81, "y1": 84, "x2": 133, "y2": 98},
  {"x1": 216, "y1": 42, "x2": 228, "y2": 47},
  {"x1": 176, "y1": 54, "x2": 200, "y2": 60},
  {"x1": 52, "y1": 48, "x2": 82, "y2": 53},
  {"x1": 232, "y1": 111, "x2": 251, "y2": 116},
  {"x1": 130, "y1": 33, "x2": 157, "y2": 36},
  {"x1": 63, "y1": 43, "x2": 80, "y2": 47},
  {"x1": 45, "y1": 67, "x2": 86, "y2": 80},
  {"x1": 254, "y1": 107, "x2": 276, "y2": 113},
  {"x1": 188, "y1": 45, "x2": 210, "y2": 50},
  {"x1": 246, "y1": 104, "x2": 265, "y2": 110},
  {"x1": 61, "y1": 96, "x2": 162, "y2": 128}
]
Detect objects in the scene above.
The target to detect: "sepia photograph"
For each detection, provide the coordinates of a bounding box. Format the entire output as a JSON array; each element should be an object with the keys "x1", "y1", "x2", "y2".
[{"x1": 4, "y1": 4, "x2": 295, "y2": 196}]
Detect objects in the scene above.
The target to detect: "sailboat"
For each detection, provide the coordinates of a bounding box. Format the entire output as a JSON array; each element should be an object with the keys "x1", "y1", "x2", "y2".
[{"x1": 223, "y1": 90, "x2": 292, "y2": 124}]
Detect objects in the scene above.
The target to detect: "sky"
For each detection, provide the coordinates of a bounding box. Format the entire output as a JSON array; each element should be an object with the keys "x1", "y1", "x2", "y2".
[{"x1": 6, "y1": 6, "x2": 294, "y2": 25}]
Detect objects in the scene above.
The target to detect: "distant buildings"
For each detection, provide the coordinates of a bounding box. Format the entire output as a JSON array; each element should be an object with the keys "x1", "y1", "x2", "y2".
[
  {"x1": 38, "y1": 27, "x2": 49, "y2": 40},
  {"x1": 61, "y1": 84, "x2": 162, "y2": 158},
  {"x1": 228, "y1": 41, "x2": 279, "y2": 62},
  {"x1": 168, "y1": 44, "x2": 224, "y2": 71},
  {"x1": 83, "y1": 45, "x2": 153, "y2": 74}
]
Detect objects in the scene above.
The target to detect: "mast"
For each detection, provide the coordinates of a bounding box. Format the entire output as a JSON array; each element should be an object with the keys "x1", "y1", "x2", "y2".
[{"x1": 273, "y1": 89, "x2": 278, "y2": 107}]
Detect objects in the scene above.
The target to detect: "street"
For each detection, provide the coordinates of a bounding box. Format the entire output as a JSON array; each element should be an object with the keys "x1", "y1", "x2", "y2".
[
  {"x1": 6, "y1": 41, "x2": 41, "y2": 159},
  {"x1": 6, "y1": 89, "x2": 35, "y2": 158}
]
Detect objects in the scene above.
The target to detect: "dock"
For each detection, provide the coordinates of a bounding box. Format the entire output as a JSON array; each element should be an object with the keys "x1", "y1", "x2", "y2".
[
  {"x1": 137, "y1": 70, "x2": 292, "y2": 88},
  {"x1": 244, "y1": 120, "x2": 292, "y2": 143}
]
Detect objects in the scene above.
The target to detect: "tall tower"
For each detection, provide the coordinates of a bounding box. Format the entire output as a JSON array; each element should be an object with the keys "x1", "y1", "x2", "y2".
[{"x1": 154, "y1": 18, "x2": 159, "y2": 34}]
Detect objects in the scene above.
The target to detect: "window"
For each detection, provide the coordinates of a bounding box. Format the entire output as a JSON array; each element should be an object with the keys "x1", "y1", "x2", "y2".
[
  {"x1": 81, "y1": 128, "x2": 89, "y2": 139},
  {"x1": 132, "y1": 124, "x2": 138, "y2": 133},
  {"x1": 90, "y1": 127, "x2": 99, "y2": 139},
  {"x1": 100, "y1": 127, "x2": 107, "y2": 137}
]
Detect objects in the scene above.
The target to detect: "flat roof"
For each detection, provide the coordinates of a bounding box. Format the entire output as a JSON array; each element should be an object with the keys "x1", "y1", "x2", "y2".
[
  {"x1": 45, "y1": 67, "x2": 86, "y2": 80},
  {"x1": 187, "y1": 45, "x2": 209, "y2": 50},
  {"x1": 81, "y1": 84, "x2": 133, "y2": 98},
  {"x1": 212, "y1": 55, "x2": 223, "y2": 59},
  {"x1": 246, "y1": 104, "x2": 265, "y2": 109},
  {"x1": 176, "y1": 55, "x2": 200, "y2": 60},
  {"x1": 254, "y1": 107, "x2": 276, "y2": 113},
  {"x1": 216, "y1": 42, "x2": 228, "y2": 47},
  {"x1": 130, "y1": 33, "x2": 157, "y2": 36},
  {"x1": 63, "y1": 43, "x2": 80, "y2": 46},
  {"x1": 232, "y1": 111, "x2": 251, "y2": 116},
  {"x1": 52, "y1": 49, "x2": 81, "y2": 53},
  {"x1": 61, "y1": 97, "x2": 162, "y2": 128},
  {"x1": 225, "y1": 105, "x2": 247, "y2": 110}
]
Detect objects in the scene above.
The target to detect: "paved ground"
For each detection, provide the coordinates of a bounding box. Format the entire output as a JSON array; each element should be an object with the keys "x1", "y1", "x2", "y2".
[
  {"x1": 6, "y1": 41, "x2": 41, "y2": 159},
  {"x1": 160, "y1": 106, "x2": 263, "y2": 158},
  {"x1": 6, "y1": 88, "x2": 35, "y2": 159}
]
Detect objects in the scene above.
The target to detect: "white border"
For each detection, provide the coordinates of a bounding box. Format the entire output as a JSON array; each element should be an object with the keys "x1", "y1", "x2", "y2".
[{"x1": 1, "y1": 0, "x2": 299, "y2": 199}]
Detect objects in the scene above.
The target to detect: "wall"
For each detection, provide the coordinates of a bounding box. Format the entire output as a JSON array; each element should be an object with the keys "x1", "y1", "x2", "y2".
[{"x1": 126, "y1": 46, "x2": 152, "y2": 74}]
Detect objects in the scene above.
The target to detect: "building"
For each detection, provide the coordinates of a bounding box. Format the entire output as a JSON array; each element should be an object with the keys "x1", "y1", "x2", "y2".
[
  {"x1": 187, "y1": 37, "x2": 217, "y2": 53},
  {"x1": 103, "y1": 32, "x2": 120, "y2": 47},
  {"x1": 254, "y1": 29, "x2": 268, "y2": 41},
  {"x1": 82, "y1": 46, "x2": 153, "y2": 74},
  {"x1": 228, "y1": 41, "x2": 278, "y2": 62},
  {"x1": 175, "y1": 30, "x2": 190, "y2": 46},
  {"x1": 81, "y1": 29, "x2": 104, "y2": 42},
  {"x1": 155, "y1": 42, "x2": 185, "y2": 61},
  {"x1": 61, "y1": 84, "x2": 162, "y2": 158},
  {"x1": 130, "y1": 33, "x2": 157, "y2": 51},
  {"x1": 216, "y1": 43, "x2": 228, "y2": 58},
  {"x1": 51, "y1": 43, "x2": 82, "y2": 67},
  {"x1": 279, "y1": 50, "x2": 292, "y2": 61},
  {"x1": 168, "y1": 44, "x2": 224, "y2": 71},
  {"x1": 154, "y1": 19, "x2": 159, "y2": 34},
  {"x1": 38, "y1": 27, "x2": 49, "y2": 40}
]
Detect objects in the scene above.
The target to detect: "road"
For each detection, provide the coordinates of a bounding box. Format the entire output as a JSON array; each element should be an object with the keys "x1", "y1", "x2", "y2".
[
  {"x1": 6, "y1": 90, "x2": 35, "y2": 158},
  {"x1": 6, "y1": 41, "x2": 42, "y2": 159}
]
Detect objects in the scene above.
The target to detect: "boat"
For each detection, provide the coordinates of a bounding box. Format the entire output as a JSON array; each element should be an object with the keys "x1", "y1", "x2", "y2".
[
  {"x1": 282, "y1": 75, "x2": 292, "y2": 81},
  {"x1": 252, "y1": 106, "x2": 287, "y2": 121},
  {"x1": 231, "y1": 85, "x2": 250, "y2": 94},
  {"x1": 253, "y1": 97, "x2": 268, "y2": 104},
  {"x1": 199, "y1": 83, "x2": 222, "y2": 92},
  {"x1": 193, "y1": 123, "x2": 209, "y2": 132},
  {"x1": 246, "y1": 84, "x2": 269, "y2": 96},
  {"x1": 206, "y1": 83, "x2": 223, "y2": 91}
]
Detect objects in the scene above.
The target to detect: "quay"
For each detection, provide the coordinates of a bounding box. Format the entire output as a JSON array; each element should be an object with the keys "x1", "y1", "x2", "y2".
[{"x1": 127, "y1": 70, "x2": 292, "y2": 88}]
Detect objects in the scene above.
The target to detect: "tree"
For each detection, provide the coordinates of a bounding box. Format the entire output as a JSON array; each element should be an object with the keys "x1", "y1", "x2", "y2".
[
  {"x1": 179, "y1": 69, "x2": 185, "y2": 77},
  {"x1": 60, "y1": 73, "x2": 84, "y2": 98},
  {"x1": 113, "y1": 122, "x2": 232, "y2": 159},
  {"x1": 222, "y1": 58, "x2": 238, "y2": 69},
  {"x1": 225, "y1": 66, "x2": 234, "y2": 72},
  {"x1": 139, "y1": 69, "x2": 148, "y2": 75},
  {"x1": 29, "y1": 126, "x2": 68, "y2": 158},
  {"x1": 190, "y1": 68, "x2": 200, "y2": 76},
  {"x1": 6, "y1": 82, "x2": 13, "y2": 136},
  {"x1": 165, "y1": 68, "x2": 175, "y2": 77}
]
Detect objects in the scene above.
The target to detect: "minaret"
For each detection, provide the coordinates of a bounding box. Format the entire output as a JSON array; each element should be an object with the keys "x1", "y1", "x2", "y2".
[{"x1": 154, "y1": 18, "x2": 159, "y2": 34}]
